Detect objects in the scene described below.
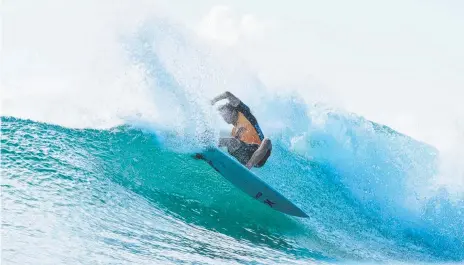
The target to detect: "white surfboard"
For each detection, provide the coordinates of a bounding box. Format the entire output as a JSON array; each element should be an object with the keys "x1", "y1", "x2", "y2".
[{"x1": 198, "y1": 147, "x2": 308, "y2": 218}]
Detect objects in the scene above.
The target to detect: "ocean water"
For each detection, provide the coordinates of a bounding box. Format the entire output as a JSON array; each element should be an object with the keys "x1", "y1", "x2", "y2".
[
  {"x1": 2, "y1": 112, "x2": 463, "y2": 264},
  {"x1": 2, "y1": 2, "x2": 464, "y2": 264}
]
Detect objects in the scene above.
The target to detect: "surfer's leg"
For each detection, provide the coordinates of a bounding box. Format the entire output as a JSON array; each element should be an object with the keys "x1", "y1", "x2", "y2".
[
  {"x1": 245, "y1": 138, "x2": 272, "y2": 169},
  {"x1": 218, "y1": 137, "x2": 242, "y2": 153}
]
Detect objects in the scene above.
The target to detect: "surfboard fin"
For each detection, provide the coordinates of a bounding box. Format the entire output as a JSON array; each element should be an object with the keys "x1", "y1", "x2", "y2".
[{"x1": 191, "y1": 153, "x2": 204, "y2": 160}]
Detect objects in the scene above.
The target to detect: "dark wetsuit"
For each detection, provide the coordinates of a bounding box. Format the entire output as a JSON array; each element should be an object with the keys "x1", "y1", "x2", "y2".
[{"x1": 226, "y1": 102, "x2": 270, "y2": 167}]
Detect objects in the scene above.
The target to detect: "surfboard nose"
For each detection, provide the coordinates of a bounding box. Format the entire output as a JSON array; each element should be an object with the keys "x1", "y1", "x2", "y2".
[{"x1": 289, "y1": 207, "x2": 309, "y2": 218}]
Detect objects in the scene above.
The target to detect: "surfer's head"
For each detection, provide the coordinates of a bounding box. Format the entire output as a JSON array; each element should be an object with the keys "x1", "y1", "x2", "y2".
[{"x1": 218, "y1": 103, "x2": 238, "y2": 124}]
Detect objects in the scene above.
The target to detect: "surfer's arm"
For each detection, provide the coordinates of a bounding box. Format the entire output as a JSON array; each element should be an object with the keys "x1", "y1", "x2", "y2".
[{"x1": 211, "y1": 91, "x2": 241, "y2": 107}]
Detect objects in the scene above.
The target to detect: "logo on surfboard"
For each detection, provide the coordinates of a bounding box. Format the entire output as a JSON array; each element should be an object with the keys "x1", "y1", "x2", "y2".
[{"x1": 254, "y1": 192, "x2": 276, "y2": 208}]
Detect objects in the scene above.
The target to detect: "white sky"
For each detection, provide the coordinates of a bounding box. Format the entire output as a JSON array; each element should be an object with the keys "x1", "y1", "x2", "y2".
[
  {"x1": 162, "y1": 0, "x2": 464, "y2": 150},
  {"x1": 2, "y1": 0, "x2": 463, "y2": 150}
]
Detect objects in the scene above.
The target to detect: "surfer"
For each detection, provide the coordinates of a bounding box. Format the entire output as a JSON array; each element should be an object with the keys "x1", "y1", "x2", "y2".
[{"x1": 211, "y1": 91, "x2": 272, "y2": 169}]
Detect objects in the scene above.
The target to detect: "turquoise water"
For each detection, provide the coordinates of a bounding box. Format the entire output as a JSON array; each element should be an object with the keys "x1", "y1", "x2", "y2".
[{"x1": 2, "y1": 115, "x2": 463, "y2": 264}]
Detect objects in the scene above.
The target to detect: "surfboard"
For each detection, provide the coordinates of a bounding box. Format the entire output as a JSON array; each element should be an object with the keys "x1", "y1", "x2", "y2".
[{"x1": 197, "y1": 147, "x2": 308, "y2": 218}]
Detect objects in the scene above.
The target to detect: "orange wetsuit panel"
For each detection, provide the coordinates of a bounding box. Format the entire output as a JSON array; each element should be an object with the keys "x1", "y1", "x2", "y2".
[{"x1": 231, "y1": 112, "x2": 262, "y2": 145}]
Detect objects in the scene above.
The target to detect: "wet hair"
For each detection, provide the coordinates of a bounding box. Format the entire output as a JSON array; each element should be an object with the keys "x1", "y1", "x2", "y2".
[
  {"x1": 217, "y1": 103, "x2": 235, "y2": 113},
  {"x1": 217, "y1": 103, "x2": 238, "y2": 124}
]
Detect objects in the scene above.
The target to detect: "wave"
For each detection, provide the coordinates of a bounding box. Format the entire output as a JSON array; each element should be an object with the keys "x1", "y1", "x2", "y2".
[
  {"x1": 2, "y1": 6, "x2": 463, "y2": 264},
  {"x1": 2, "y1": 114, "x2": 463, "y2": 263}
]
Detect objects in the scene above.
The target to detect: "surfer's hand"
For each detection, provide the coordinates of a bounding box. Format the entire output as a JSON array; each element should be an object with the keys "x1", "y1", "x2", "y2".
[{"x1": 236, "y1": 126, "x2": 247, "y2": 138}]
